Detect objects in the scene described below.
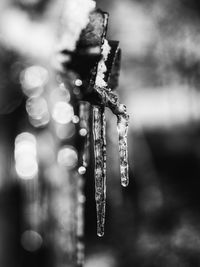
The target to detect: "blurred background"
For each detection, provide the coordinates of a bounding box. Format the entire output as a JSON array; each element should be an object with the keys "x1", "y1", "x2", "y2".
[{"x1": 1, "y1": 0, "x2": 200, "y2": 266}]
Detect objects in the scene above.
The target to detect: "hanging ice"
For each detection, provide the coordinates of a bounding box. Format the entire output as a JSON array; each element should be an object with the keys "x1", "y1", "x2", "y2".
[
  {"x1": 117, "y1": 113, "x2": 129, "y2": 187},
  {"x1": 93, "y1": 106, "x2": 106, "y2": 237},
  {"x1": 56, "y1": 2, "x2": 129, "y2": 239},
  {"x1": 94, "y1": 85, "x2": 129, "y2": 187}
]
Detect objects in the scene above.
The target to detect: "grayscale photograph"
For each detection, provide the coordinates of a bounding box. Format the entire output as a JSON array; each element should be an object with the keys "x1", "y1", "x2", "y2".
[{"x1": 0, "y1": 0, "x2": 199, "y2": 266}]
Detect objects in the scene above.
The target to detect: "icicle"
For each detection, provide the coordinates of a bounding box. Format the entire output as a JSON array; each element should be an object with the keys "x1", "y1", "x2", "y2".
[
  {"x1": 94, "y1": 84, "x2": 130, "y2": 187},
  {"x1": 79, "y1": 101, "x2": 90, "y2": 167},
  {"x1": 117, "y1": 113, "x2": 129, "y2": 187},
  {"x1": 93, "y1": 106, "x2": 106, "y2": 237}
]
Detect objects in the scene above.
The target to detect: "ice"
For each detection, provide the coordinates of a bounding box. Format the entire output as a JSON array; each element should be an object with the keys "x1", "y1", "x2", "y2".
[
  {"x1": 93, "y1": 106, "x2": 106, "y2": 237},
  {"x1": 117, "y1": 113, "x2": 129, "y2": 187}
]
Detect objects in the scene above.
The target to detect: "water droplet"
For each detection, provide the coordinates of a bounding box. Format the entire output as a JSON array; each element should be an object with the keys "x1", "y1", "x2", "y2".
[
  {"x1": 78, "y1": 166, "x2": 86, "y2": 175},
  {"x1": 75, "y1": 79, "x2": 83, "y2": 87},
  {"x1": 97, "y1": 230, "x2": 104, "y2": 237},
  {"x1": 72, "y1": 115, "x2": 79, "y2": 124},
  {"x1": 79, "y1": 128, "x2": 87, "y2": 136}
]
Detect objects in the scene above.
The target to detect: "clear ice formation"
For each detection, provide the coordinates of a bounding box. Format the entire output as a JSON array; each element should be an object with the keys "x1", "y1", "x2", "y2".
[
  {"x1": 117, "y1": 114, "x2": 129, "y2": 187},
  {"x1": 91, "y1": 84, "x2": 129, "y2": 236},
  {"x1": 94, "y1": 84, "x2": 129, "y2": 186},
  {"x1": 93, "y1": 106, "x2": 106, "y2": 237}
]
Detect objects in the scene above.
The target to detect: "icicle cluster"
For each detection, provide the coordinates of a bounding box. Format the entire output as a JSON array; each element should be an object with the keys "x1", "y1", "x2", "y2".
[
  {"x1": 91, "y1": 40, "x2": 129, "y2": 237},
  {"x1": 56, "y1": 0, "x2": 130, "y2": 240},
  {"x1": 94, "y1": 86, "x2": 130, "y2": 187},
  {"x1": 92, "y1": 89, "x2": 129, "y2": 236}
]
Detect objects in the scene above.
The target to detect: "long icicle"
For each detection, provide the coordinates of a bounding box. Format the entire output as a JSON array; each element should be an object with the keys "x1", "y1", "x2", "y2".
[
  {"x1": 93, "y1": 106, "x2": 106, "y2": 237},
  {"x1": 117, "y1": 113, "x2": 129, "y2": 187}
]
